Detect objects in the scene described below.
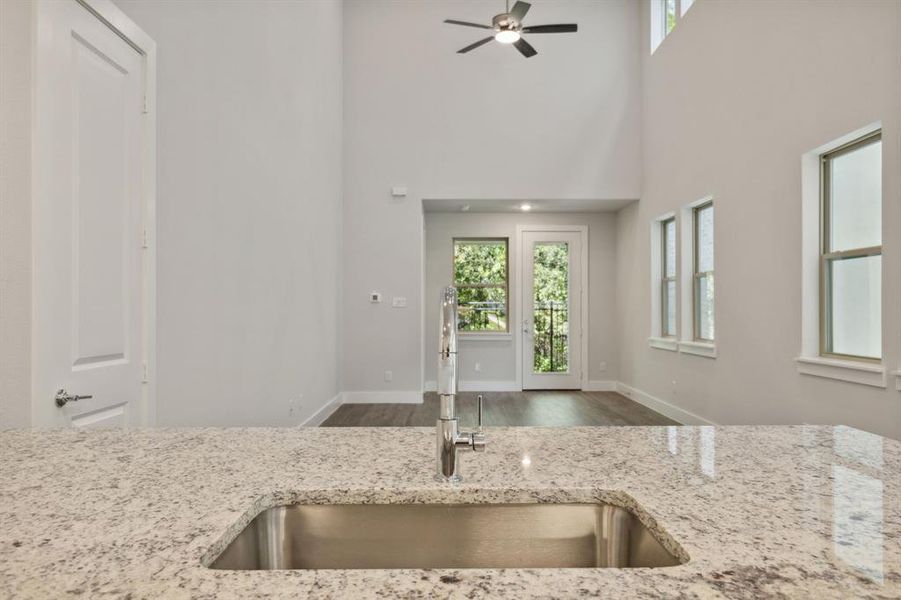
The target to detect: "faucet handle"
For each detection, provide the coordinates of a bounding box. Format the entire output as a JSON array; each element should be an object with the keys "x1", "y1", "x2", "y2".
[
  {"x1": 472, "y1": 394, "x2": 486, "y2": 452},
  {"x1": 477, "y1": 394, "x2": 483, "y2": 432}
]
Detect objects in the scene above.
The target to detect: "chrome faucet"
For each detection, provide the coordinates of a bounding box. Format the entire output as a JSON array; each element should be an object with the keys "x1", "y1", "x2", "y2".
[{"x1": 436, "y1": 287, "x2": 486, "y2": 482}]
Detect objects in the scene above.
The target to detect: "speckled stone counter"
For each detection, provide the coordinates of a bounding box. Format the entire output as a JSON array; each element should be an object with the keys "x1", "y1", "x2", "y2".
[{"x1": 0, "y1": 425, "x2": 898, "y2": 598}]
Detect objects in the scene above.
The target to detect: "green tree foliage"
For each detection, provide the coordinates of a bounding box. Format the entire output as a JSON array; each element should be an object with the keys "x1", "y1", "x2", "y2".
[
  {"x1": 532, "y1": 243, "x2": 569, "y2": 373},
  {"x1": 454, "y1": 241, "x2": 507, "y2": 331},
  {"x1": 452, "y1": 240, "x2": 571, "y2": 374}
]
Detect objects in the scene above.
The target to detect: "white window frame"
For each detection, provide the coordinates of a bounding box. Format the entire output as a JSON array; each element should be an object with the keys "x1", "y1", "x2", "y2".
[
  {"x1": 678, "y1": 197, "x2": 716, "y2": 358},
  {"x1": 650, "y1": 0, "x2": 694, "y2": 54},
  {"x1": 819, "y1": 131, "x2": 882, "y2": 362},
  {"x1": 649, "y1": 212, "x2": 677, "y2": 351},
  {"x1": 797, "y1": 123, "x2": 885, "y2": 388}
]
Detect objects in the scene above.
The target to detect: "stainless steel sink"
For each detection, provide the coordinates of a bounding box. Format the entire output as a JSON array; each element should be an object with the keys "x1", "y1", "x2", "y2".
[{"x1": 208, "y1": 503, "x2": 684, "y2": 570}]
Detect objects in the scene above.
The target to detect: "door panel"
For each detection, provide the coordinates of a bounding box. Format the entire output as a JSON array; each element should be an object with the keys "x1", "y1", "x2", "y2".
[
  {"x1": 522, "y1": 231, "x2": 582, "y2": 390},
  {"x1": 34, "y1": 0, "x2": 145, "y2": 427}
]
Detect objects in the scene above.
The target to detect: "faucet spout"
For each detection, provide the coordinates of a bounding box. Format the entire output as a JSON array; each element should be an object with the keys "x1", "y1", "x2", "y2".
[{"x1": 435, "y1": 287, "x2": 486, "y2": 483}]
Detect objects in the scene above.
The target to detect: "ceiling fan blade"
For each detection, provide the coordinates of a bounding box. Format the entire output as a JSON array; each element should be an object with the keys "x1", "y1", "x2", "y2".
[
  {"x1": 513, "y1": 37, "x2": 537, "y2": 58},
  {"x1": 458, "y1": 37, "x2": 495, "y2": 54},
  {"x1": 509, "y1": 1, "x2": 531, "y2": 21},
  {"x1": 522, "y1": 24, "x2": 579, "y2": 33},
  {"x1": 444, "y1": 19, "x2": 493, "y2": 29}
]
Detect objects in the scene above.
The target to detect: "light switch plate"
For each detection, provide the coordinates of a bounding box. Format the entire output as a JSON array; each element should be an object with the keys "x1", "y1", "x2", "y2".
[
  {"x1": 370, "y1": 292, "x2": 382, "y2": 303},
  {"x1": 392, "y1": 296, "x2": 407, "y2": 308},
  {"x1": 391, "y1": 186, "x2": 407, "y2": 197}
]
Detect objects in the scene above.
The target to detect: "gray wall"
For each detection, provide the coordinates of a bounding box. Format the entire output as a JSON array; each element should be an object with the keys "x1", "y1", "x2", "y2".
[
  {"x1": 616, "y1": 0, "x2": 901, "y2": 439},
  {"x1": 341, "y1": 0, "x2": 642, "y2": 395},
  {"x1": 423, "y1": 212, "x2": 620, "y2": 388},
  {"x1": 116, "y1": 0, "x2": 343, "y2": 425},
  {"x1": 0, "y1": 0, "x2": 33, "y2": 428}
]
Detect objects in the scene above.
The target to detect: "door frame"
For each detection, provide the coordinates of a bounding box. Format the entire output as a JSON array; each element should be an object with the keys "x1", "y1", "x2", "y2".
[
  {"x1": 34, "y1": 0, "x2": 157, "y2": 426},
  {"x1": 515, "y1": 225, "x2": 588, "y2": 391}
]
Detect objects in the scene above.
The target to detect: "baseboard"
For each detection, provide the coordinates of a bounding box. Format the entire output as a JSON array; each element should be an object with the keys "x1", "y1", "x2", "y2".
[
  {"x1": 424, "y1": 380, "x2": 519, "y2": 392},
  {"x1": 342, "y1": 390, "x2": 423, "y2": 404},
  {"x1": 615, "y1": 382, "x2": 715, "y2": 425},
  {"x1": 582, "y1": 380, "x2": 617, "y2": 392},
  {"x1": 300, "y1": 394, "x2": 342, "y2": 427}
]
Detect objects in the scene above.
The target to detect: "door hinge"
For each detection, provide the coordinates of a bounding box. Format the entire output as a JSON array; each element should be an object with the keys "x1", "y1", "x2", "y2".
[
  {"x1": 141, "y1": 227, "x2": 149, "y2": 249},
  {"x1": 141, "y1": 362, "x2": 149, "y2": 383}
]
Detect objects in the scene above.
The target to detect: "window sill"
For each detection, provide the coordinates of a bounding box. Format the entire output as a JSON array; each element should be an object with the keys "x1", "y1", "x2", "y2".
[
  {"x1": 795, "y1": 356, "x2": 886, "y2": 388},
  {"x1": 459, "y1": 333, "x2": 513, "y2": 342},
  {"x1": 648, "y1": 337, "x2": 678, "y2": 352},
  {"x1": 679, "y1": 340, "x2": 717, "y2": 358}
]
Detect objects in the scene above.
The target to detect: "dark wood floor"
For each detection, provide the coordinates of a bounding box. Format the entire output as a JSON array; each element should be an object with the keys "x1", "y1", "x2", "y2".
[{"x1": 321, "y1": 391, "x2": 678, "y2": 427}]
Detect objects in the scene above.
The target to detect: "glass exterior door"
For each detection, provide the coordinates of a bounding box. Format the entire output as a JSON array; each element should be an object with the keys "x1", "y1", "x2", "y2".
[{"x1": 522, "y1": 231, "x2": 582, "y2": 390}]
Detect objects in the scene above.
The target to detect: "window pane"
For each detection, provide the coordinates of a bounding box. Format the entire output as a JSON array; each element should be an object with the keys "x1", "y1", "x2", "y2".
[
  {"x1": 457, "y1": 286, "x2": 507, "y2": 332},
  {"x1": 664, "y1": 280, "x2": 676, "y2": 336},
  {"x1": 453, "y1": 240, "x2": 507, "y2": 285},
  {"x1": 696, "y1": 204, "x2": 714, "y2": 273},
  {"x1": 828, "y1": 255, "x2": 881, "y2": 359},
  {"x1": 697, "y1": 274, "x2": 714, "y2": 340},
  {"x1": 533, "y1": 243, "x2": 569, "y2": 373},
  {"x1": 665, "y1": 0, "x2": 676, "y2": 34},
  {"x1": 828, "y1": 139, "x2": 881, "y2": 252},
  {"x1": 664, "y1": 219, "x2": 676, "y2": 277},
  {"x1": 681, "y1": 0, "x2": 694, "y2": 15}
]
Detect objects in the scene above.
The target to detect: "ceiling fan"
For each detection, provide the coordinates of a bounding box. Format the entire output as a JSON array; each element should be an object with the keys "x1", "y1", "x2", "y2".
[{"x1": 444, "y1": 0, "x2": 578, "y2": 58}]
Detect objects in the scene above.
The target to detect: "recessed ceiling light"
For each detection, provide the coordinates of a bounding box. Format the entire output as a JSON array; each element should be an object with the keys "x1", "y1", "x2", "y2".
[{"x1": 520, "y1": 203, "x2": 532, "y2": 211}]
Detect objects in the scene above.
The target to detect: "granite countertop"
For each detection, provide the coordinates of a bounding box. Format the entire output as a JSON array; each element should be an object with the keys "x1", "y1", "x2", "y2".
[{"x1": 0, "y1": 425, "x2": 898, "y2": 598}]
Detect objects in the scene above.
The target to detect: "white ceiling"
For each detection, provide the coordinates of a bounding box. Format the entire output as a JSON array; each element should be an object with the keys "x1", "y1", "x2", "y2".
[{"x1": 421, "y1": 198, "x2": 637, "y2": 213}]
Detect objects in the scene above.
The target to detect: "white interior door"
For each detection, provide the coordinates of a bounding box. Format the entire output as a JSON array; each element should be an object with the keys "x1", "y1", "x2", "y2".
[
  {"x1": 33, "y1": 0, "x2": 146, "y2": 427},
  {"x1": 521, "y1": 231, "x2": 583, "y2": 390}
]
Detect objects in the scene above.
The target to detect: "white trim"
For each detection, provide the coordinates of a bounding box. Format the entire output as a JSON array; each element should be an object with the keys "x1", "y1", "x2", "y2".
[
  {"x1": 795, "y1": 356, "x2": 886, "y2": 388},
  {"x1": 679, "y1": 196, "x2": 714, "y2": 350},
  {"x1": 583, "y1": 380, "x2": 617, "y2": 392},
  {"x1": 650, "y1": 212, "x2": 675, "y2": 341},
  {"x1": 459, "y1": 333, "x2": 513, "y2": 342},
  {"x1": 342, "y1": 391, "x2": 423, "y2": 404},
  {"x1": 648, "y1": 336, "x2": 678, "y2": 351},
  {"x1": 616, "y1": 382, "x2": 715, "y2": 425},
  {"x1": 515, "y1": 225, "x2": 589, "y2": 392},
  {"x1": 300, "y1": 394, "x2": 342, "y2": 427},
  {"x1": 678, "y1": 341, "x2": 717, "y2": 359}
]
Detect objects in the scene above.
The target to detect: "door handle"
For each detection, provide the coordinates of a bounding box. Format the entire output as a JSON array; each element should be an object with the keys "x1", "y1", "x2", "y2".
[
  {"x1": 55, "y1": 389, "x2": 93, "y2": 407},
  {"x1": 522, "y1": 320, "x2": 531, "y2": 335}
]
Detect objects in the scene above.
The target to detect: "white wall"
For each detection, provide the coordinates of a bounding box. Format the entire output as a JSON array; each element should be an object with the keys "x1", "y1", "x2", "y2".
[
  {"x1": 424, "y1": 211, "x2": 619, "y2": 388},
  {"x1": 617, "y1": 0, "x2": 901, "y2": 439},
  {"x1": 343, "y1": 0, "x2": 641, "y2": 396},
  {"x1": 0, "y1": 0, "x2": 33, "y2": 428},
  {"x1": 115, "y1": 0, "x2": 343, "y2": 426}
]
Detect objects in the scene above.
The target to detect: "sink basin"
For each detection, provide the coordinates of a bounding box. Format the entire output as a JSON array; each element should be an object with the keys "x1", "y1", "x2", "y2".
[{"x1": 208, "y1": 503, "x2": 684, "y2": 570}]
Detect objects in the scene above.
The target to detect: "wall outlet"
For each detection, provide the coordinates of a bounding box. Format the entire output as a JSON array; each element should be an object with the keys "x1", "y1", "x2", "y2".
[
  {"x1": 370, "y1": 292, "x2": 382, "y2": 303},
  {"x1": 474, "y1": 362, "x2": 481, "y2": 372},
  {"x1": 392, "y1": 296, "x2": 407, "y2": 308},
  {"x1": 384, "y1": 370, "x2": 393, "y2": 382},
  {"x1": 598, "y1": 361, "x2": 607, "y2": 372}
]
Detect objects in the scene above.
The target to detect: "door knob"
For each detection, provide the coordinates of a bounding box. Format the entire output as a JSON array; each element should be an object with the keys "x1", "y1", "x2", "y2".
[{"x1": 55, "y1": 389, "x2": 93, "y2": 407}]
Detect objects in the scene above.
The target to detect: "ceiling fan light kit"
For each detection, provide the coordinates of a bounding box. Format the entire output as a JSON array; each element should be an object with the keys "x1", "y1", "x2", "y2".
[{"x1": 444, "y1": 0, "x2": 578, "y2": 58}]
